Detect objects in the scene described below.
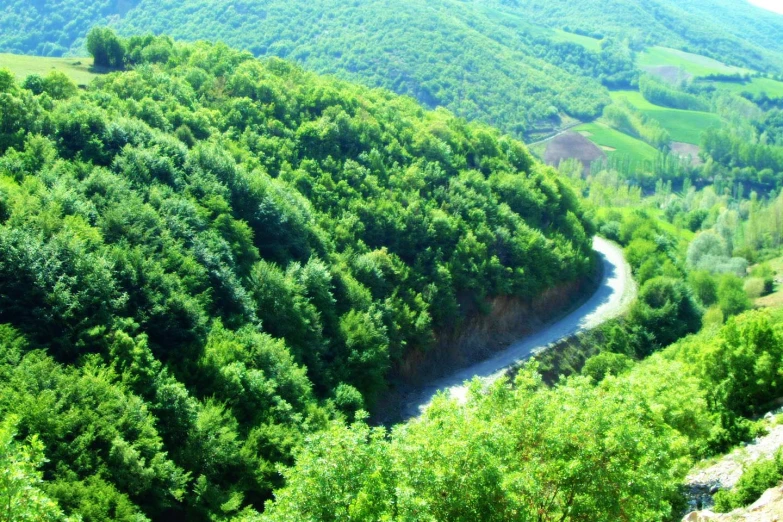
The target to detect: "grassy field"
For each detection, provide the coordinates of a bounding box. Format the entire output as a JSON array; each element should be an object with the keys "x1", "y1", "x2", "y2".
[
  {"x1": 708, "y1": 77, "x2": 783, "y2": 98},
  {"x1": 551, "y1": 29, "x2": 602, "y2": 52},
  {"x1": 575, "y1": 122, "x2": 660, "y2": 163},
  {"x1": 0, "y1": 53, "x2": 101, "y2": 87},
  {"x1": 638, "y1": 46, "x2": 750, "y2": 78},
  {"x1": 610, "y1": 90, "x2": 723, "y2": 144}
]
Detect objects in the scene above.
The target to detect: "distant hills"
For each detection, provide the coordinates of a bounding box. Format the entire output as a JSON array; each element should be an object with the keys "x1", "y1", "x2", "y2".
[{"x1": 2, "y1": 0, "x2": 783, "y2": 139}]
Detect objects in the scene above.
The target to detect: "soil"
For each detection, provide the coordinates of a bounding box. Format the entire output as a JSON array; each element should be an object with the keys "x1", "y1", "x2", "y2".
[
  {"x1": 672, "y1": 141, "x2": 704, "y2": 166},
  {"x1": 543, "y1": 131, "x2": 606, "y2": 173}
]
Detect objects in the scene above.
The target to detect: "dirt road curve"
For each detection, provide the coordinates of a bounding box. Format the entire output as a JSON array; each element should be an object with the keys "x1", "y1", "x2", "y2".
[{"x1": 404, "y1": 236, "x2": 636, "y2": 418}]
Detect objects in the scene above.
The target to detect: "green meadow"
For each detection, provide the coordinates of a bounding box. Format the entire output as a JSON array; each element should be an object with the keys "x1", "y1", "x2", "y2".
[
  {"x1": 0, "y1": 53, "x2": 100, "y2": 87},
  {"x1": 551, "y1": 29, "x2": 602, "y2": 52},
  {"x1": 576, "y1": 121, "x2": 660, "y2": 163},
  {"x1": 610, "y1": 91, "x2": 723, "y2": 144},
  {"x1": 638, "y1": 46, "x2": 750, "y2": 77}
]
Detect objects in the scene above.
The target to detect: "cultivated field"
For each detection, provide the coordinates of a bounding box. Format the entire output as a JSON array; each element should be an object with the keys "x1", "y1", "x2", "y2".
[
  {"x1": 707, "y1": 76, "x2": 783, "y2": 98},
  {"x1": 543, "y1": 131, "x2": 605, "y2": 171},
  {"x1": 638, "y1": 46, "x2": 750, "y2": 77},
  {"x1": 610, "y1": 90, "x2": 723, "y2": 144},
  {"x1": 0, "y1": 53, "x2": 101, "y2": 87},
  {"x1": 575, "y1": 122, "x2": 659, "y2": 163}
]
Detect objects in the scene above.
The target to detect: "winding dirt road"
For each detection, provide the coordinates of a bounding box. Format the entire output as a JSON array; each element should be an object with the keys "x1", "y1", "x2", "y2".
[{"x1": 404, "y1": 236, "x2": 636, "y2": 418}]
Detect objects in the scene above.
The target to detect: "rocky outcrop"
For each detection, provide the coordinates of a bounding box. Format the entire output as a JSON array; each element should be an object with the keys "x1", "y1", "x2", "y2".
[
  {"x1": 685, "y1": 416, "x2": 783, "y2": 512},
  {"x1": 683, "y1": 486, "x2": 783, "y2": 522}
]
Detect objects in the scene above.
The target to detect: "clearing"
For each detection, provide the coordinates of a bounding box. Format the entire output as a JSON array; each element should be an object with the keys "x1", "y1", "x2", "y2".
[
  {"x1": 610, "y1": 90, "x2": 723, "y2": 144},
  {"x1": 575, "y1": 121, "x2": 659, "y2": 163},
  {"x1": 707, "y1": 76, "x2": 783, "y2": 98},
  {"x1": 551, "y1": 29, "x2": 602, "y2": 52},
  {"x1": 638, "y1": 46, "x2": 750, "y2": 78},
  {"x1": 0, "y1": 53, "x2": 101, "y2": 87},
  {"x1": 671, "y1": 142, "x2": 703, "y2": 166},
  {"x1": 755, "y1": 256, "x2": 783, "y2": 309}
]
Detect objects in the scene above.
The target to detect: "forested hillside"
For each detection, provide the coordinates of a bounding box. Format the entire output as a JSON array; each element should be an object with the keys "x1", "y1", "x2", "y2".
[
  {"x1": 3, "y1": 0, "x2": 782, "y2": 139},
  {"x1": 0, "y1": 33, "x2": 594, "y2": 520}
]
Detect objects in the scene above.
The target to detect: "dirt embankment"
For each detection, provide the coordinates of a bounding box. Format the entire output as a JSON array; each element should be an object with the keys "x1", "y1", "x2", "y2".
[
  {"x1": 373, "y1": 237, "x2": 637, "y2": 424},
  {"x1": 395, "y1": 278, "x2": 592, "y2": 385},
  {"x1": 372, "y1": 276, "x2": 593, "y2": 424}
]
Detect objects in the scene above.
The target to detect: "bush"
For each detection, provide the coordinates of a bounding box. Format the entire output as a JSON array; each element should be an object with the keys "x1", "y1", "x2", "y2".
[
  {"x1": 582, "y1": 352, "x2": 634, "y2": 382},
  {"x1": 718, "y1": 274, "x2": 751, "y2": 318},
  {"x1": 714, "y1": 451, "x2": 783, "y2": 512}
]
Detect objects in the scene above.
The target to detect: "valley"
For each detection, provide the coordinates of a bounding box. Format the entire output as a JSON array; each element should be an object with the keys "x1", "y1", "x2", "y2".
[{"x1": 1, "y1": 1, "x2": 783, "y2": 521}]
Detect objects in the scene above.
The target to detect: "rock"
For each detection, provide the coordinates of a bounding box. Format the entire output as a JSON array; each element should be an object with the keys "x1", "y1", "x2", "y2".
[
  {"x1": 682, "y1": 511, "x2": 719, "y2": 521},
  {"x1": 748, "y1": 486, "x2": 783, "y2": 511}
]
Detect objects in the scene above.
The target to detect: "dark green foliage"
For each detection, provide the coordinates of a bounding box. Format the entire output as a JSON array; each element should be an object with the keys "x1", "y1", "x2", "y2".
[
  {"x1": 86, "y1": 27, "x2": 126, "y2": 69},
  {"x1": 0, "y1": 35, "x2": 594, "y2": 519},
  {"x1": 630, "y1": 277, "x2": 703, "y2": 351}
]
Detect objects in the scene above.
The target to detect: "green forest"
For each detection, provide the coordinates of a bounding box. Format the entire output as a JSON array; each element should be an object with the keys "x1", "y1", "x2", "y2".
[
  {"x1": 3, "y1": 0, "x2": 783, "y2": 140},
  {"x1": 2, "y1": 1, "x2": 783, "y2": 520},
  {"x1": 0, "y1": 31, "x2": 599, "y2": 520}
]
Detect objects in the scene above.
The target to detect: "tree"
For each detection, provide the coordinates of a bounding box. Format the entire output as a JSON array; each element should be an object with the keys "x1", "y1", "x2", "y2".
[
  {"x1": 630, "y1": 277, "x2": 703, "y2": 351},
  {"x1": 0, "y1": 417, "x2": 64, "y2": 522},
  {"x1": 86, "y1": 27, "x2": 125, "y2": 69},
  {"x1": 717, "y1": 274, "x2": 751, "y2": 318}
]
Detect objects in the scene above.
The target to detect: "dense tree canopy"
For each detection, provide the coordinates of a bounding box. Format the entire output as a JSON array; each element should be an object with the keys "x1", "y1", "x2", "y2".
[{"x1": 0, "y1": 33, "x2": 595, "y2": 520}]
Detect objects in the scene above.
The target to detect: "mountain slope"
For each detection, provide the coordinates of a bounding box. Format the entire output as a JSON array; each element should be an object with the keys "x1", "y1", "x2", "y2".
[
  {"x1": 4, "y1": 0, "x2": 782, "y2": 140},
  {"x1": 0, "y1": 35, "x2": 594, "y2": 518}
]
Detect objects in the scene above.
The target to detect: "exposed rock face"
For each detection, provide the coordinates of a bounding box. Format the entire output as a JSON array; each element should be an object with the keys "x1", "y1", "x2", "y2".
[
  {"x1": 685, "y1": 419, "x2": 783, "y2": 511},
  {"x1": 683, "y1": 486, "x2": 783, "y2": 522}
]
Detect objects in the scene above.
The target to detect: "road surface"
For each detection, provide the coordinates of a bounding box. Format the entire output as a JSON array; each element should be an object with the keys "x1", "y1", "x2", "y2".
[{"x1": 404, "y1": 236, "x2": 636, "y2": 418}]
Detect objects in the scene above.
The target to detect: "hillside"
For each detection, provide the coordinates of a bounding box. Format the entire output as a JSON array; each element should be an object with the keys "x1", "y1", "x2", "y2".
[
  {"x1": 0, "y1": 34, "x2": 595, "y2": 520},
  {"x1": 3, "y1": 0, "x2": 783, "y2": 140}
]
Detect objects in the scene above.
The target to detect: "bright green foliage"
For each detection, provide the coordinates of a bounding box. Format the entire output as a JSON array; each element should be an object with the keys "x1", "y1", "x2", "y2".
[
  {"x1": 0, "y1": 416, "x2": 65, "y2": 522},
  {"x1": 0, "y1": 34, "x2": 594, "y2": 519},
  {"x1": 603, "y1": 101, "x2": 671, "y2": 149},
  {"x1": 582, "y1": 351, "x2": 634, "y2": 382},
  {"x1": 639, "y1": 75, "x2": 710, "y2": 112},
  {"x1": 264, "y1": 369, "x2": 687, "y2": 522},
  {"x1": 688, "y1": 270, "x2": 718, "y2": 306},
  {"x1": 700, "y1": 312, "x2": 783, "y2": 417},
  {"x1": 717, "y1": 274, "x2": 753, "y2": 318},
  {"x1": 713, "y1": 450, "x2": 783, "y2": 512}
]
